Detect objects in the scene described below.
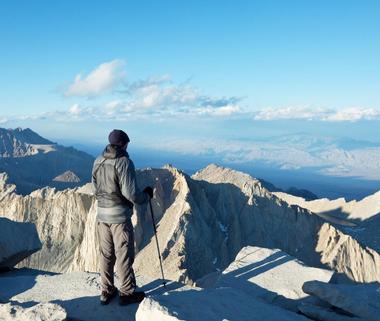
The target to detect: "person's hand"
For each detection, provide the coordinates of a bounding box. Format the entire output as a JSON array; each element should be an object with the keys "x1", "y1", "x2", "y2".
[{"x1": 143, "y1": 186, "x2": 154, "y2": 198}]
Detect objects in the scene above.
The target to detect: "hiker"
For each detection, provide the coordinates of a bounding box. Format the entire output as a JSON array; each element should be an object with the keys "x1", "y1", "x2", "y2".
[{"x1": 92, "y1": 129, "x2": 153, "y2": 306}]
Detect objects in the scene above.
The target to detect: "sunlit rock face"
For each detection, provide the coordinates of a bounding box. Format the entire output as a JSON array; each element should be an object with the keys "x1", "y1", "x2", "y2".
[
  {"x1": 274, "y1": 190, "x2": 380, "y2": 221},
  {"x1": 1, "y1": 164, "x2": 379, "y2": 284}
]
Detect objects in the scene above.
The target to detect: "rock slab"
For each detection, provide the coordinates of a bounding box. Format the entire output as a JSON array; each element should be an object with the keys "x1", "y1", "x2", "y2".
[
  {"x1": 0, "y1": 269, "x2": 185, "y2": 321},
  {"x1": 0, "y1": 303, "x2": 66, "y2": 321},
  {"x1": 1, "y1": 268, "x2": 310, "y2": 321},
  {"x1": 298, "y1": 303, "x2": 368, "y2": 321},
  {"x1": 0, "y1": 217, "x2": 41, "y2": 268},
  {"x1": 197, "y1": 246, "x2": 333, "y2": 311},
  {"x1": 136, "y1": 287, "x2": 310, "y2": 321},
  {"x1": 303, "y1": 280, "x2": 380, "y2": 321}
]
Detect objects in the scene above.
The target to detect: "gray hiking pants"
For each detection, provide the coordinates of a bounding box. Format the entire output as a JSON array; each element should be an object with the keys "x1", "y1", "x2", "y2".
[{"x1": 97, "y1": 220, "x2": 136, "y2": 295}]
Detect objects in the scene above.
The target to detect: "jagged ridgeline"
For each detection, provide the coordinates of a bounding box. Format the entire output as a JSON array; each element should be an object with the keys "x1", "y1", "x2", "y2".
[
  {"x1": 0, "y1": 127, "x2": 94, "y2": 194},
  {"x1": 1, "y1": 164, "x2": 379, "y2": 284}
]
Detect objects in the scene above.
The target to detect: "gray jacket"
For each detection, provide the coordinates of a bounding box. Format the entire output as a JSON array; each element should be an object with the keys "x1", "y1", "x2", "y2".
[{"x1": 92, "y1": 144, "x2": 148, "y2": 223}]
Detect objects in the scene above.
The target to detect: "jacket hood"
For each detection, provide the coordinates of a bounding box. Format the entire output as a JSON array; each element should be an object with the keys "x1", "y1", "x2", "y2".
[{"x1": 102, "y1": 144, "x2": 129, "y2": 159}]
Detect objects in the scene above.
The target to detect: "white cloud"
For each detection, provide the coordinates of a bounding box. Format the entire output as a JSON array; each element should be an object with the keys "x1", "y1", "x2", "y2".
[
  {"x1": 64, "y1": 59, "x2": 125, "y2": 97},
  {"x1": 323, "y1": 107, "x2": 379, "y2": 122},
  {"x1": 5, "y1": 103, "x2": 380, "y2": 125},
  {"x1": 111, "y1": 75, "x2": 243, "y2": 117},
  {"x1": 195, "y1": 104, "x2": 241, "y2": 116},
  {"x1": 254, "y1": 106, "x2": 328, "y2": 121},
  {"x1": 215, "y1": 104, "x2": 241, "y2": 116},
  {"x1": 11, "y1": 61, "x2": 380, "y2": 124},
  {"x1": 104, "y1": 100, "x2": 124, "y2": 115},
  {"x1": 254, "y1": 106, "x2": 380, "y2": 122},
  {"x1": 0, "y1": 117, "x2": 8, "y2": 124},
  {"x1": 126, "y1": 76, "x2": 200, "y2": 110},
  {"x1": 68, "y1": 104, "x2": 82, "y2": 115},
  {"x1": 61, "y1": 63, "x2": 243, "y2": 118}
]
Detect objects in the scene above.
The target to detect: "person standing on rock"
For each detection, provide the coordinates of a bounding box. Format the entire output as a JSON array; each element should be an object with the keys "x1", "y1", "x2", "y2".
[{"x1": 92, "y1": 129, "x2": 153, "y2": 306}]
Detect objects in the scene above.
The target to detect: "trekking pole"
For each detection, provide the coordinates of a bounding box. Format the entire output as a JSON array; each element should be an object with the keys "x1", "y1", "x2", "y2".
[{"x1": 148, "y1": 197, "x2": 167, "y2": 288}]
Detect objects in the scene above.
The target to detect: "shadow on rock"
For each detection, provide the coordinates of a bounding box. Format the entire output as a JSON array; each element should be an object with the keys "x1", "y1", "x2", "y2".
[
  {"x1": 51, "y1": 279, "x2": 184, "y2": 321},
  {"x1": 0, "y1": 268, "x2": 55, "y2": 303}
]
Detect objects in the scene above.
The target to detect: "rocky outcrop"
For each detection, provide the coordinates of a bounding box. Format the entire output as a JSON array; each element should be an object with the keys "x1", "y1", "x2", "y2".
[
  {"x1": 302, "y1": 280, "x2": 380, "y2": 321},
  {"x1": 196, "y1": 246, "x2": 333, "y2": 311},
  {"x1": 136, "y1": 287, "x2": 310, "y2": 321},
  {"x1": 0, "y1": 303, "x2": 67, "y2": 321},
  {"x1": 0, "y1": 217, "x2": 41, "y2": 269},
  {"x1": 1, "y1": 248, "x2": 378, "y2": 321},
  {"x1": 0, "y1": 185, "x2": 93, "y2": 273},
  {"x1": 0, "y1": 267, "x2": 309, "y2": 321},
  {"x1": 0, "y1": 268, "x2": 185, "y2": 321},
  {"x1": 53, "y1": 170, "x2": 81, "y2": 183},
  {"x1": 0, "y1": 173, "x2": 16, "y2": 200},
  {"x1": 298, "y1": 303, "x2": 368, "y2": 321},
  {"x1": 193, "y1": 164, "x2": 380, "y2": 283},
  {"x1": 1, "y1": 164, "x2": 380, "y2": 283},
  {"x1": 274, "y1": 190, "x2": 380, "y2": 221}
]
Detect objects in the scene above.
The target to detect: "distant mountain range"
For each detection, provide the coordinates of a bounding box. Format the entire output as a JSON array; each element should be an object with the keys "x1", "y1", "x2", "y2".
[
  {"x1": 0, "y1": 127, "x2": 53, "y2": 157},
  {"x1": 1, "y1": 127, "x2": 322, "y2": 200},
  {"x1": 144, "y1": 133, "x2": 380, "y2": 200},
  {"x1": 0, "y1": 127, "x2": 94, "y2": 194},
  {"x1": 258, "y1": 178, "x2": 318, "y2": 200}
]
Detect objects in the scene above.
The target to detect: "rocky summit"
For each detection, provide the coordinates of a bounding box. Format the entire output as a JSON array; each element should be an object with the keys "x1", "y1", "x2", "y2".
[
  {"x1": 1, "y1": 163, "x2": 380, "y2": 320},
  {"x1": 0, "y1": 164, "x2": 379, "y2": 284},
  {"x1": 1, "y1": 245, "x2": 377, "y2": 321}
]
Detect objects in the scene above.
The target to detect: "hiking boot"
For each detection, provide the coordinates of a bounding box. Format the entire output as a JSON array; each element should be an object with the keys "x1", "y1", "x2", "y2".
[
  {"x1": 100, "y1": 287, "x2": 117, "y2": 305},
  {"x1": 119, "y1": 291, "x2": 146, "y2": 306}
]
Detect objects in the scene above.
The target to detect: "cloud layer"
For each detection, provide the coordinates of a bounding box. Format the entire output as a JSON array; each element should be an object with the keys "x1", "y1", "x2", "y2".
[
  {"x1": 254, "y1": 106, "x2": 380, "y2": 122},
  {"x1": 60, "y1": 61, "x2": 380, "y2": 122},
  {"x1": 61, "y1": 72, "x2": 244, "y2": 121},
  {"x1": 2, "y1": 60, "x2": 379, "y2": 124}
]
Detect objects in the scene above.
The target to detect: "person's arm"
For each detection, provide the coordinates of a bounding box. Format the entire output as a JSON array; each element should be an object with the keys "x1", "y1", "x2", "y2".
[
  {"x1": 91, "y1": 160, "x2": 98, "y2": 195},
  {"x1": 118, "y1": 158, "x2": 148, "y2": 205}
]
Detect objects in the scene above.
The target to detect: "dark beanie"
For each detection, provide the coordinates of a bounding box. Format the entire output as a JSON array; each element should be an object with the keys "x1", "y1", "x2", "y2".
[{"x1": 108, "y1": 129, "x2": 130, "y2": 146}]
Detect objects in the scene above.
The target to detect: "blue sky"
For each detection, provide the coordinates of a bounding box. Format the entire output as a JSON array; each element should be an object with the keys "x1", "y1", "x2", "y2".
[
  {"x1": 1, "y1": 0, "x2": 380, "y2": 191},
  {"x1": 1, "y1": 0, "x2": 379, "y2": 115}
]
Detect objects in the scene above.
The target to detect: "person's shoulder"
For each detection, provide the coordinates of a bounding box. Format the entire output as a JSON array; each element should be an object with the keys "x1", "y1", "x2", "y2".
[
  {"x1": 94, "y1": 155, "x2": 104, "y2": 164},
  {"x1": 116, "y1": 154, "x2": 133, "y2": 168}
]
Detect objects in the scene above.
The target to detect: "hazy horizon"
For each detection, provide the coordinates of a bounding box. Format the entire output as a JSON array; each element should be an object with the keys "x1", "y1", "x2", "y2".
[{"x1": 51, "y1": 133, "x2": 380, "y2": 201}]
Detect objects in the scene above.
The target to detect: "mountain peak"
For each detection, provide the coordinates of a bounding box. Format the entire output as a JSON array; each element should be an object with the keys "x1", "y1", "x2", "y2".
[
  {"x1": 53, "y1": 171, "x2": 81, "y2": 183},
  {"x1": 0, "y1": 127, "x2": 54, "y2": 157},
  {"x1": 0, "y1": 127, "x2": 94, "y2": 194},
  {"x1": 11, "y1": 127, "x2": 53, "y2": 145}
]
